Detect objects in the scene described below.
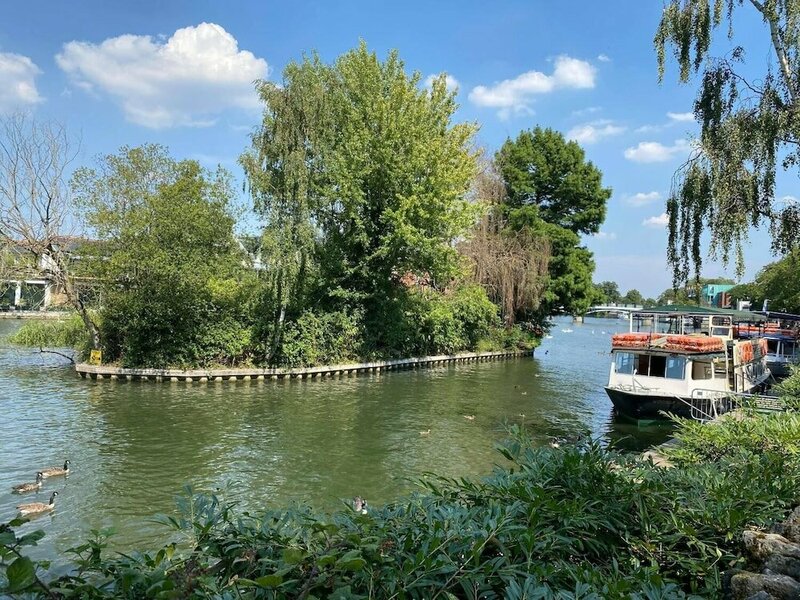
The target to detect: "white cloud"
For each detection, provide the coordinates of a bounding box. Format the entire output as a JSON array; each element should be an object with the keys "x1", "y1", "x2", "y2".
[
  {"x1": 0, "y1": 52, "x2": 43, "y2": 113},
  {"x1": 626, "y1": 191, "x2": 662, "y2": 207},
  {"x1": 571, "y1": 105, "x2": 601, "y2": 117},
  {"x1": 634, "y1": 123, "x2": 665, "y2": 134},
  {"x1": 642, "y1": 212, "x2": 669, "y2": 228},
  {"x1": 780, "y1": 195, "x2": 798, "y2": 205},
  {"x1": 667, "y1": 111, "x2": 694, "y2": 122},
  {"x1": 624, "y1": 139, "x2": 690, "y2": 163},
  {"x1": 592, "y1": 230, "x2": 617, "y2": 240},
  {"x1": 566, "y1": 120, "x2": 626, "y2": 144},
  {"x1": 597, "y1": 54, "x2": 611, "y2": 63},
  {"x1": 424, "y1": 73, "x2": 460, "y2": 93},
  {"x1": 469, "y1": 55, "x2": 595, "y2": 118},
  {"x1": 56, "y1": 23, "x2": 269, "y2": 128}
]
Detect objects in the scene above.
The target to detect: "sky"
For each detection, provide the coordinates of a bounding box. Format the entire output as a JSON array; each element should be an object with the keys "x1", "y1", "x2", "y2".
[{"x1": 0, "y1": 0, "x2": 789, "y2": 298}]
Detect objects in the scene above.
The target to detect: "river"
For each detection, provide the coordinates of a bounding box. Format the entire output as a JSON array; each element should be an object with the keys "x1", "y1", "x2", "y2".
[{"x1": 0, "y1": 316, "x2": 672, "y2": 565}]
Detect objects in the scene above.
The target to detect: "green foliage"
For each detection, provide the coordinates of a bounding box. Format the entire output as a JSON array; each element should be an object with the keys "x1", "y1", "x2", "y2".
[
  {"x1": 495, "y1": 128, "x2": 609, "y2": 317},
  {"x1": 370, "y1": 284, "x2": 499, "y2": 358},
  {"x1": 666, "y1": 411, "x2": 800, "y2": 464},
  {"x1": 3, "y1": 419, "x2": 800, "y2": 598},
  {"x1": 243, "y1": 42, "x2": 480, "y2": 340},
  {"x1": 506, "y1": 207, "x2": 597, "y2": 315},
  {"x1": 595, "y1": 281, "x2": 621, "y2": 305},
  {"x1": 77, "y1": 146, "x2": 252, "y2": 368},
  {"x1": 656, "y1": 0, "x2": 800, "y2": 283},
  {"x1": 727, "y1": 250, "x2": 800, "y2": 313},
  {"x1": 279, "y1": 309, "x2": 363, "y2": 367},
  {"x1": 7, "y1": 314, "x2": 89, "y2": 352},
  {"x1": 776, "y1": 365, "x2": 800, "y2": 410},
  {"x1": 496, "y1": 127, "x2": 610, "y2": 235}
]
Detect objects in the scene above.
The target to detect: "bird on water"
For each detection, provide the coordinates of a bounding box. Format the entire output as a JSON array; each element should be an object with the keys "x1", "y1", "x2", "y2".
[
  {"x1": 40, "y1": 460, "x2": 70, "y2": 478},
  {"x1": 12, "y1": 472, "x2": 44, "y2": 494},
  {"x1": 17, "y1": 492, "x2": 58, "y2": 517}
]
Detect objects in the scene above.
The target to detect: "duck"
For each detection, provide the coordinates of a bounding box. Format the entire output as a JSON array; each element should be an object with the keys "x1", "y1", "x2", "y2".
[
  {"x1": 17, "y1": 492, "x2": 58, "y2": 517},
  {"x1": 352, "y1": 496, "x2": 368, "y2": 515},
  {"x1": 419, "y1": 429, "x2": 431, "y2": 436},
  {"x1": 40, "y1": 460, "x2": 70, "y2": 478},
  {"x1": 463, "y1": 415, "x2": 475, "y2": 421},
  {"x1": 12, "y1": 472, "x2": 44, "y2": 494}
]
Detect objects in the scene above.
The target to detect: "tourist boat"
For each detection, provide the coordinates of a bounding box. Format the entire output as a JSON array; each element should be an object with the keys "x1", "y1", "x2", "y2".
[
  {"x1": 605, "y1": 307, "x2": 771, "y2": 419},
  {"x1": 735, "y1": 314, "x2": 800, "y2": 379}
]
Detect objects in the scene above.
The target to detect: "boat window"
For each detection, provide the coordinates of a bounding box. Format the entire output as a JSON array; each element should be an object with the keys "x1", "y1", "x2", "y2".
[
  {"x1": 712, "y1": 316, "x2": 731, "y2": 326},
  {"x1": 712, "y1": 326, "x2": 731, "y2": 337},
  {"x1": 636, "y1": 354, "x2": 650, "y2": 375},
  {"x1": 665, "y1": 356, "x2": 686, "y2": 379},
  {"x1": 713, "y1": 359, "x2": 727, "y2": 378},
  {"x1": 767, "y1": 339, "x2": 779, "y2": 353},
  {"x1": 615, "y1": 352, "x2": 634, "y2": 374},
  {"x1": 692, "y1": 361, "x2": 712, "y2": 380},
  {"x1": 648, "y1": 355, "x2": 666, "y2": 378}
]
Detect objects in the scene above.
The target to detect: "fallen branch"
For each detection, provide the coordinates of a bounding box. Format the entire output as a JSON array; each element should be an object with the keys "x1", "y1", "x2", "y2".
[{"x1": 37, "y1": 346, "x2": 75, "y2": 364}]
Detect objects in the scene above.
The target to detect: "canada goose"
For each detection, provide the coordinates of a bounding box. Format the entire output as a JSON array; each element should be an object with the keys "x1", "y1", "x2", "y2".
[
  {"x1": 463, "y1": 415, "x2": 475, "y2": 421},
  {"x1": 40, "y1": 460, "x2": 70, "y2": 478},
  {"x1": 12, "y1": 472, "x2": 44, "y2": 494},
  {"x1": 352, "y1": 496, "x2": 368, "y2": 514},
  {"x1": 17, "y1": 492, "x2": 58, "y2": 517},
  {"x1": 419, "y1": 429, "x2": 431, "y2": 436}
]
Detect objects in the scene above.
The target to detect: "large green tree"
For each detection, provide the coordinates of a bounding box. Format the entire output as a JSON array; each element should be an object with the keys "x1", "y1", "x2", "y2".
[
  {"x1": 728, "y1": 250, "x2": 800, "y2": 313},
  {"x1": 496, "y1": 127, "x2": 610, "y2": 235},
  {"x1": 496, "y1": 128, "x2": 610, "y2": 315},
  {"x1": 242, "y1": 43, "x2": 481, "y2": 337},
  {"x1": 74, "y1": 146, "x2": 250, "y2": 367},
  {"x1": 656, "y1": 0, "x2": 800, "y2": 284}
]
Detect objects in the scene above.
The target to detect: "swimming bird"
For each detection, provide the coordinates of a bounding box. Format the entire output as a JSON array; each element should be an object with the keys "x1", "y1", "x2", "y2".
[
  {"x1": 17, "y1": 492, "x2": 58, "y2": 517},
  {"x1": 40, "y1": 460, "x2": 70, "y2": 478},
  {"x1": 12, "y1": 472, "x2": 44, "y2": 494},
  {"x1": 353, "y1": 496, "x2": 368, "y2": 514},
  {"x1": 463, "y1": 415, "x2": 475, "y2": 421},
  {"x1": 419, "y1": 429, "x2": 431, "y2": 436}
]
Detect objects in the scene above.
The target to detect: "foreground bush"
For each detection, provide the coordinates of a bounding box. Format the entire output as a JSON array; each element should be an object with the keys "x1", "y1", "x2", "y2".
[{"x1": 2, "y1": 416, "x2": 800, "y2": 599}]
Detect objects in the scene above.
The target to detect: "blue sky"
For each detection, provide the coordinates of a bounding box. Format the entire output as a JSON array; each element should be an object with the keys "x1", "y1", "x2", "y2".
[{"x1": 0, "y1": 1, "x2": 786, "y2": 297}]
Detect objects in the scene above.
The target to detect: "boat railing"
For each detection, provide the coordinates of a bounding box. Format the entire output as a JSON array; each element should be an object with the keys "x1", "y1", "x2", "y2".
[{"x1": 689, "y1": 388, "x2": 784, "y2": 415}]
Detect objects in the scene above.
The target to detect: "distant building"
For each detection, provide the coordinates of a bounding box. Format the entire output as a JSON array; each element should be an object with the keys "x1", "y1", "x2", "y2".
[{"x1": 701, "y1": 283, "x2": 735, "y2": 308}]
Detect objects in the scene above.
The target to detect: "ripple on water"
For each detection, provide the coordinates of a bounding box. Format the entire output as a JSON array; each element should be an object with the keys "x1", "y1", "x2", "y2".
[{"x1": 0, "y1": 317, "x2": 673, "y2": 566}]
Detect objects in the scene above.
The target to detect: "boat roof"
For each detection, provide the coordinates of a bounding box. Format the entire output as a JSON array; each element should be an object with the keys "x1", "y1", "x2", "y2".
[
  {"x1": 756, "y1": 311, "x2": 800, "y2": 323},
  {"x1": 632, "y1": 304, "x2": 768, "y2": 322}
]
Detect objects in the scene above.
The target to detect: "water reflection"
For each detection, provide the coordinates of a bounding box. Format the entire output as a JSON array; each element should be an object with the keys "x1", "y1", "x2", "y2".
[{"x1": 0, "y1": 316, "x2": 672, "y2": 563}]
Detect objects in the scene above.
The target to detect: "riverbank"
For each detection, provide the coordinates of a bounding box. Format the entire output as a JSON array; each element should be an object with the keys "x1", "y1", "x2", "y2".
[
  {"x1": 0, "y1": 310, "x2": 71, "y2": 319},
  {"x1": 75, "y1": 349, "x2": 530, "y2": 382}
]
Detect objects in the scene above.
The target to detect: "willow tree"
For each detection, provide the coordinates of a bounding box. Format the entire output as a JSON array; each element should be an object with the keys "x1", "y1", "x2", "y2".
[
  {"x1": 656, "y1": 0, "x2": 800, "y2": 284},
  {"x1": 461, "y1": 158, "x2": 550, "y2": 326},
  {"x1": 242, "y1": 43, "x2": 481, "y2": 336}
]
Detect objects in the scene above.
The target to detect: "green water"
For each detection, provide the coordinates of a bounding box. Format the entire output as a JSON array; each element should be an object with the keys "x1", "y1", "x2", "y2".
[{"x1": 0, "y1": 316, "x2": 672, "y2": 564}]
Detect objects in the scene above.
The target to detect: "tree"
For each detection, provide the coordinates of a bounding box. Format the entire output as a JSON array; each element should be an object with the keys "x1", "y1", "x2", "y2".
[
  {"x1": 595, "y1": 281, "x2": 622, "y2": 304},
  {"x1": 656, "y1": 0, "x2": 800, "y2": 284},
  {"x1": 242, "y1": 43, "x2": 481, "y2": 335},
  {"x1": 728, "y1": 250, "x2": 800, "y2": 313},
  {"x1": 461, "y1": 210, "x2": 550, "y2": 327},
  {"x1": 496, "y1": 128, "x2": 610, "y2": 315},
  {"x1": 621, "y1": 289, "x2": 644, "y2": 306},
  {"x1": 496, "y1": 127, "x2": 610, "y2": 235},
  {"x1": 0, "y1": 114, "x2": 100, "y2": 348},
  {"x1": 74, "y1": 146, "x2": 249, "y2": 367}
]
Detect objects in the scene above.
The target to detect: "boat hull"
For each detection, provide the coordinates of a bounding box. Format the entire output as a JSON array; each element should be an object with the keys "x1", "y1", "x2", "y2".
[{"x1": 604, "y1": 386, "x2": 694, "y2": 419}]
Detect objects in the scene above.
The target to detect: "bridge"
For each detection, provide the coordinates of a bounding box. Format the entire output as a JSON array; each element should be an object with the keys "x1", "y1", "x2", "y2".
[{"x1": 583, "y1": 304, "x2": 644, "y2": 317}]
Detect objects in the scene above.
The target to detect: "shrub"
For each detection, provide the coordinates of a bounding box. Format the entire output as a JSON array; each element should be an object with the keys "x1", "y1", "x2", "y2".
[{"x1": 279, "y1": 309, "x2": 363, "y2": 367}]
